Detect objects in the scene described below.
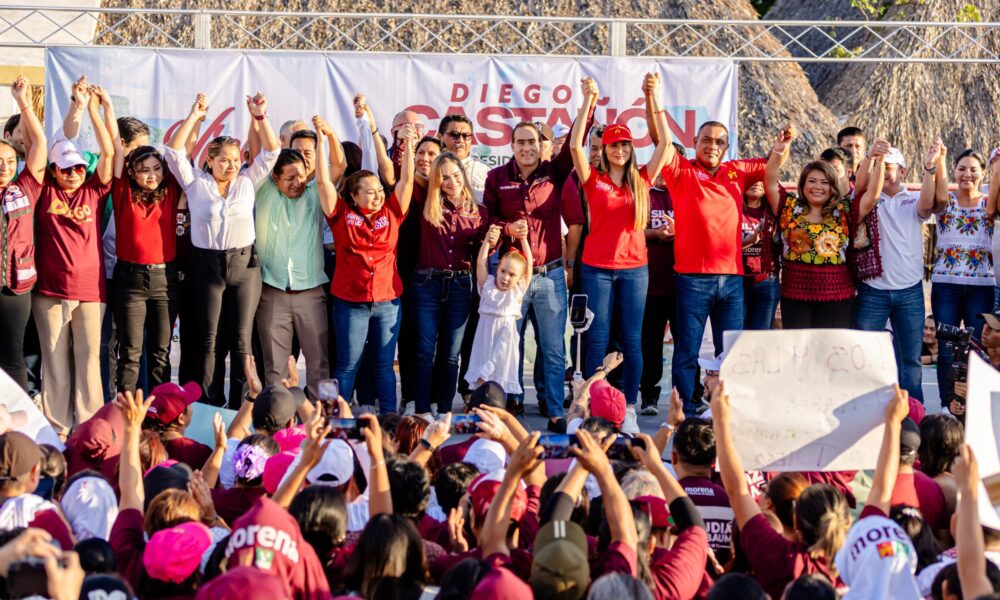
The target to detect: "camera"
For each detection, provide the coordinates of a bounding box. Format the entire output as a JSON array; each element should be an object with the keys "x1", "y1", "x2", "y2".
[
  {"x1": 326, "y1": 418, "x2": 368, "y2": 440},
  {"x1": 936, "y1": 322, "x2": 986, "y2": 407},
  {"x1": 451, "y1": 414, "x2": 482, "y2": 434}
]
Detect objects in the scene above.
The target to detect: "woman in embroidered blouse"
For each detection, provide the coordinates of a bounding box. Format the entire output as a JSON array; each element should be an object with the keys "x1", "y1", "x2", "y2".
[
  {"x1": 764, "y1": 125, "x2": 884, "y2": 329},
  {"x1": 926, "y1": 144, "x2": 996, "y2": 402}
]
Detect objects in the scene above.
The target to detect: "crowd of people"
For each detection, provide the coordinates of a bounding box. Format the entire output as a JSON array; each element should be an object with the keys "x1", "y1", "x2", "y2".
[{"x1": 0, "y1": 69, "x2": 999, "y2": 599}]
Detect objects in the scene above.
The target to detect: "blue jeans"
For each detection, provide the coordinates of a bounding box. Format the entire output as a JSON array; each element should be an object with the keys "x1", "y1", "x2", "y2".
[
  {"x1": 743, "y1": 275, "x2": 779, "y2": 330},
  {"x1": 673, "y1": 275, "x2": 744, "y2": 411},
  {"x1": 512, "y1": 266, "x2": 568, "y2": 419},
  {"x1": 931, "y1": 282, "x2": 993, "y2": 401},
  {"x1": 854, "y1": 282, "x2": 925, "y2": 402},
  {"x1": 331, "y1": 297, "x2": 401, "y2": 414},
  {"x1": 581, "y1": 264, "x2": 648, "y2": 405},
  {"x1": 412, "y1": 273, "x2": 473, "y2": 414}
]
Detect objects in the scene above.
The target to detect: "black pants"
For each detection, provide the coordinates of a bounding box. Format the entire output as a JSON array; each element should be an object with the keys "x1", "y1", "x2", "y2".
[
  {"x1": 640, "y1": 293, "x2": 677, "y2": 405},
  {"x1": 191, "y1": 246, "x2": 261, "y2": 401},
  {"x1": 112, "y1": 262, "x2": 177, "y2": 393},
  {"x1": 176, "y1": 266, "x2": 199, "y2": 385},
  {"x1": 780, "y1": 297, "x2": 855, "y2": 329},
  {"x1": 0, "y1": 289, "x2": 31, "y2": 391}
]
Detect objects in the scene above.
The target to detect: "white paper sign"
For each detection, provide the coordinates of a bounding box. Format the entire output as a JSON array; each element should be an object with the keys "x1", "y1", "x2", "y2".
[
  {"x1": 0, "y1": 369, "x2": 63, "y2": 451},
  {"x1": 719, "y1": 329, "x2": 897, "y2": 471},
  {"x1": 963, "y1": 353, "x2": 1000, "y2": 529}
]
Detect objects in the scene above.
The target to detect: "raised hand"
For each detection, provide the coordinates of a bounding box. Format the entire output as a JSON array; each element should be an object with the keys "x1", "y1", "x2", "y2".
[
  {"x1": 953, "y1": 444, "x2": 979, "y2": 493},
  {"x1": 473, "y1": 409, "x2": 508, "y2": 443},
  {"x1": 190, "y1": 93, "x2": 208, "y2": 120},
  {"x1": 301, "y1": 410, "x2": 333, "y2": 468},
  {"x1": 187, "y1": 470, "x2": 218, "y2": 522},
  {"x1": 422, "y1": 413, "x2": 453, "y2": 450},
  {"x1": 508, "y1": 432, "x2": 543, "y2": 476},
  {"x1": 10, "y1": 76, "x2": 31, "y2": 107},
  {"x1": 71, "y1": 76, "x2": 90, "y2": 110},
  {"x1": 243, "y1": 355, "x2": 262, "y2": 399},
  {"x1": 281, "y1": 355, "x2": 299, "y2": 388},
  {"x1": 643, "y1": 72, "x2": 660, "y2": 98},
  {"x1": 89, "y1": 85, "x2": 110, "y2": 108},
  {"x1": 397, "y1": 123, "x2": 418, "y2": 144},
  {"x1": 353, "y1": 93, "x2": 369, "y2": 119},
  {"x1": 447, "y1": 507, "x2": 469, "y2": 552},
  {"x1": 667, "y1": 387, "x2": 685, "y2": 429},
  {"x1": 313, "y1": 115, "x2": 331, "y2": 137},
  {"x1": 486, "y1": 224, "x2": 502, "y2": 247},
  {"x1": 581, "y1": 77, "x2": 599, "y2": 105},
  {"x1": 869, "y1": 138, "x2": 892, "y2": 158},
  {"x1": 772, "y1": 123, "x2": 797, "y2": 154},
  {"x1": 212, "y1": 412, "x2": 226, "y2": 451},
  {"x1": 246, "y1": 92, "x2": 268, "y2": 117},
  {"x1": 602, "y1": 351, "x2": 624, "y2": 373},
  {"x1": 924, "y1": 139, "x2": 943, "y2": 170},
  {"x1": 115, "y1": 390, "x2": 153, "y2": 431},
  {"x1": 709, "y1": 381, "x2": 731, "y2": 426},
  {"x1": 359, "y1": 413, "x2": 384, "y2": 459},
  {"x1": 886, "y1": 383, "x2": 909, "y2": 425},
  {"x1": 570, "y1": 429, "x2": 613, "y2": 476}
]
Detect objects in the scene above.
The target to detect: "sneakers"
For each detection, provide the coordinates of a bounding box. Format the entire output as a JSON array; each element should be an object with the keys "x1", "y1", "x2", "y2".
[
  {"x1": 399, "y1": 401, "x2": 415, "y2": 416},
  {"x1": 547, "y1": 418, "x2": 567, "y2": 434},
  {"x1": 640, "y1": 401, "x2": 659, "y2": 416},
  {"x1": 621, "y1": 406, "x2": 639, "y2": 435}
]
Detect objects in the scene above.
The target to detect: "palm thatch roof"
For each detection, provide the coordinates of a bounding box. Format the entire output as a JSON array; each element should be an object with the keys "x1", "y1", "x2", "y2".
[
  {"x1": 98, "y1": 0, "x2": 841, "y2": 171},
  {"x1": 767, "y1": 0, "x2": 1000, "y2": 181}
]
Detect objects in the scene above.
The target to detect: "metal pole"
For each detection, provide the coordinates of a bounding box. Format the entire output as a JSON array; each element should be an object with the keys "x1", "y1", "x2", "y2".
[
  {"x1": 194, "y1": 11, "x2": 211, "y2": 49},
  {"x1": 610, "y1": 21, "x2": 626, "y2": 57}
]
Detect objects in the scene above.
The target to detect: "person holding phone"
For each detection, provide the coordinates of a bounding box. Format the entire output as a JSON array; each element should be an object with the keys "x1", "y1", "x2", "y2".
[{"x1": 569, "y1": 74, "x2": 672, "y2": 434}]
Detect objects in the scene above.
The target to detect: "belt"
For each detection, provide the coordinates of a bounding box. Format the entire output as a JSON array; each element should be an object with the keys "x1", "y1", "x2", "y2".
[
  {"x1": 118, "y1": 260, "x2": 167, "y2": 271},
  {"x1": 415, "y1": 268, "x2": 472, "y2": 279},
  {"x1": 533, "y1": 258, "x2": 563, "y2": 275},
  {"x1": 192, "y1": 245, "x2": 252, "y2": 257}
]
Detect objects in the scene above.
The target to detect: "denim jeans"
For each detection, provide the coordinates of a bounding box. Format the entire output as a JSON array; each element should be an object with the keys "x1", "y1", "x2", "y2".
[
  {"x1": 854, "y1": 281, "x2": 925, "y2": 402},
  {"x1": 743, "y1": 275, "x2": 779, "y2": 330},
  {"x1": 331, "y1": 297, "x2": 401, "y2": 414},
  {"x1": 581, "y1": 264, "x2": 649, "y2": 405},
  {"x1": 512, "y1": 266, "x2": 568, "y2": 419},
  {"x1": 931, "y1": 282, "x2": 993, "y2": 401},
  {"x1": 412, "y1": 273, "x2": 474, "y2": 414},
  {"x1": 673, "y1": 275, "x2": 744, "y2": 411}
]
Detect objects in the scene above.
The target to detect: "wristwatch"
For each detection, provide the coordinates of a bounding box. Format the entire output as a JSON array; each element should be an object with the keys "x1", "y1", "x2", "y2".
[
  {"x1": 659, "y1": 422, "x2": 675, "y2": 434},
  {"x1": 419, "y1": 438, "x2": 434, "y2": 451}
]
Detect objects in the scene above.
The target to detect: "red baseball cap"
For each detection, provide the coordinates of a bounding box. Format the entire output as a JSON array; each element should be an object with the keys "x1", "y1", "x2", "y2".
[
  {"x1": 633, "y1": 495, "x2": 672, "y2": 528},
  {"x1": 590, "y1": 380, "x2": 626, "y2": 428},
  {"x1": 601, "y1": 123, "x2": 633, "y2": 145},
  {"x1": 469, "y1": 470, "x2": 528, "y2": 524},
  {"x1": 143, "y1": 521, "x2": 212, "y2": 583},
  {"x1": 147, "y1": 382, "x2": 201, "y2": 424}
]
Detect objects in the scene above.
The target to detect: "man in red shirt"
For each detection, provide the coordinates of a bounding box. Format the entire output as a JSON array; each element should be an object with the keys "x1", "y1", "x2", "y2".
[
  {"x1": 484, "y1": 117, "x2": 590, "y2": 432},
  {"x1": 659, "y1": 122, "x2": 766, "y2": 415}
]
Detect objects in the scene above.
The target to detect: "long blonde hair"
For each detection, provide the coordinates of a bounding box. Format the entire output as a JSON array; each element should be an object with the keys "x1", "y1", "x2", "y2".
[
  {"x1": 424, "y1": 152, "x2": 475, "y2": 228},
  {"x1": 599, "y1": 142, "x2": 649, "y2": 231}
]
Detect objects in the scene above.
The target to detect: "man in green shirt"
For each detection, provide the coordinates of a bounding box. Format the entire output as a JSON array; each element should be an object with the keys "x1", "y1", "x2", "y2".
[{"x1": 254, "y1": 132, "x2": 331, "y2": 399}]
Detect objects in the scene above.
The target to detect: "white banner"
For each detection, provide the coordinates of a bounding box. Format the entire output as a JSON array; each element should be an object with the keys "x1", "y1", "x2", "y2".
[
  {"x1": 964, "y1": 353, "x2": 1000, "y2": 529},
  {"x1": 719, "y1": 329, "x2": 898, "y2": 471},
  {"x1": 44, "y1": 47, "x2": 738, "y2": 168}
]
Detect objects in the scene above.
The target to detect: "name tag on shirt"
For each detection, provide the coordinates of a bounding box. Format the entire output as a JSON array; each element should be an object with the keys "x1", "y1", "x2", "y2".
[
  {"x1": 2, "y1": 186, "x2": 29, "y2": 214},
  {"x1": 499, "y1": 184, "x2": 520, "y2": 191},
  {"x1": 373, "y1": 215, "x2": 389, "y2": 230},
  {"x1": 346, "y1": 213, "x2": 365, "y2": 227},
  {"x1": 595, "y1": 181, "x2": 613, "y2": 192}
]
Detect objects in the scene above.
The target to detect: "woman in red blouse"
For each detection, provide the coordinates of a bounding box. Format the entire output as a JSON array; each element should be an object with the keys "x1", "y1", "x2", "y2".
[
  {"x1": 0, "y1": 77, "x2": 46, "y2": 392},
  {"x1": 411, "y1": 152, "x2": 488, "y2": 416},
  {"x1": 314, "y1": 115, "x2": 417, "y2": 413},
  {"x1": 568, "y1": 74, "x2": 672, "y2": 432}
]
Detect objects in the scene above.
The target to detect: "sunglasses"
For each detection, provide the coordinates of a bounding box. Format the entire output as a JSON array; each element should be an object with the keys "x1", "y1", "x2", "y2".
[
  {"x1": 56, "y1": 165, "x2": 85, "y2": 176},
  {"x1": 445, "y1": 132, "x2": 474, "y2": 141}
]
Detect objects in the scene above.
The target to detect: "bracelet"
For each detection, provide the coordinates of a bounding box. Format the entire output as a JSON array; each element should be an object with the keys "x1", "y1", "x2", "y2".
[
  {"x1": 419, "y1": 438, "x2": 434, "y2": 451},
  {"x1": 371, "y1": 459, "x2": 386, "y2": 470},
  {"x1": 924, "y1": 165, "x2": 937, "y2": 174},
  {"x1": 253, "y1": 113, "x2": 267, "y2": 121},
  {"x1": 371, "y1": 128, "x2": 378, "y2": 136},
  {"x1": 659, "y1": 423, "x2": 675, "y2": 434},
  {"x1": 243, "y1": 390, "x2": 255, "y2": 403},
  {"x1": 769, "y1": 148, "x2": 784, "y2": 155}
]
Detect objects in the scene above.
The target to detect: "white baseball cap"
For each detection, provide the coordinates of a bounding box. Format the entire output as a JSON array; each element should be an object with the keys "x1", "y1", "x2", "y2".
[
  {"x1": 306, "y1": 439, "x2": 355, "y2": 486},
  {"x1": 49, "y1": 139, "x2": 87, "y2": 170},
  {"x1": 884, "y1": 147, "x2": 907, "y2": 168},
  {"x1": 552, "y1": 124, "x2": 571, "y2": 139}
]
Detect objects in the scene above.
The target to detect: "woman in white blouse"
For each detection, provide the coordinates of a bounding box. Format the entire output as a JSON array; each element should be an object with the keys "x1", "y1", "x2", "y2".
[{"x1": 164, "y1": 92, "x2": 279, "y2": 403}]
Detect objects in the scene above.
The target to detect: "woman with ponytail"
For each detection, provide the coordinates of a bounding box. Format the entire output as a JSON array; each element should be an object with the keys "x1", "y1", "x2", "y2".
[{"x1": 568, "y1": 73, "x2": 672, "y2": 433}]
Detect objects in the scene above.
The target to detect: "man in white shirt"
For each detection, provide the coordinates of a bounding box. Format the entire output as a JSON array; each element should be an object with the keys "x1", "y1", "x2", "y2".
[
  {"x1": 853, "y1": 148, "x2": 930, "y2": 401},
  {"x1": 438, "y1": 114, "x2": 489, "y2": 203}
]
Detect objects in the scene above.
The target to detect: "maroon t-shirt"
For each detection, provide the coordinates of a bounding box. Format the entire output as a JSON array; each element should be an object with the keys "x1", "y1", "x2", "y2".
[
  {"x1": 647, "y1": 187, "x2": 675, "y2": 296},
  {"x1": 741, "y1": 204, "x2": 767, "y2": 276},
  {"x1": 891, "y1": 471, "x2": 948, "y2": 533},
  {"x1": 650, "y1": 527, "x2": 710, "y2": 600},
  {"x1": 431, "y1": 546, "x2": 534, "y2": 583},
  {"x1": 162, "y1": 437, "x2": 212, "y2": 471},
  {"x1": 29, "y1": 172, "x2": 112, "y2": 301},
  {"x1": 740, "y1": 512, "x2": 843, "y2": 599},
  {"x1": 436, "y1": 437, "x2": 476, "y2": 465},
  {"x1": 592, "y1": 540, "x2": 638, "y2": 578},
  {"x1": 416, "y1": 199, "x2": 488, "y2": 271},
  {"x1": 679, "y1": 476, "x2": 733, "y2": 563},
  {"x1": 212, "y1": 486, "x2": 267, "y2": 525},
  {"x1": 110, "y1": 507, "x2": 146, "y2": 589}
]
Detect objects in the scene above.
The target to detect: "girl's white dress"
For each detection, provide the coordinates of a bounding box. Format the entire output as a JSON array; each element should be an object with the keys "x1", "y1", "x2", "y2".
[{"x1": 464, "y1": 275, "x2": 527, "y2": 394}]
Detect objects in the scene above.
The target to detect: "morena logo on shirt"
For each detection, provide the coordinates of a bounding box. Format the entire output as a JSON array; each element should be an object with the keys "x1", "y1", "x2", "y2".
[
  {"x1": 727, "y1": 170, "x2": 738, "y2": 180},
  {"x1": 346, "y1": 213, "x2": 365, "y2": 227},
  {"x1": 225, "y1": 524, "x2": 301, "y2": 563},
  {"x1": 846, "y1": 523, "x2": 910, "y2": 561}
]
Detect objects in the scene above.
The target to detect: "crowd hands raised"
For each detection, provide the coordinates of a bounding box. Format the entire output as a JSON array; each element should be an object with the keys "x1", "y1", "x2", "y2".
[{"x1": 0, "y1": 70, "x2": 999, "y2": 598}]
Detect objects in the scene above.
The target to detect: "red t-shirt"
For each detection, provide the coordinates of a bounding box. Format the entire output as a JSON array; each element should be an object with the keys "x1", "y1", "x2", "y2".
[
  {"x1": 661, "y1": 154, "x2": 767, "y2": 275},
  {"x1": 112, "y1": 174, "x2": 183, "y2": 264},
  {"x1": 110, "y1": 507, "x2": 146, "y2": 589},
  {"x1": 593, "y1": 540, "x2": 638, "y2": 578},
  {"x1": 891, "y1": 471, "x2": 948, "y2": 533},
  {"x1": 650, "y1": 527, "x2": 710, "y2": 600},
  {"x1": 29, "y1": 172, "x2": 112, "y2": 302},
  {"x1": 581, "y1": 167, "x2": 651, "y2": 270},
  {"x1": 162, "y1": 436, "x2": 212, "y2": 471},
  {"x1": 327, "y1": 194, "x2": 406, "y2": 303},
  {"x1": 212, "y1": 486, "x2": 267, "y2": 526},
  {"x1": 740, "y1": 511, "x2": 843, "y2": 599}
]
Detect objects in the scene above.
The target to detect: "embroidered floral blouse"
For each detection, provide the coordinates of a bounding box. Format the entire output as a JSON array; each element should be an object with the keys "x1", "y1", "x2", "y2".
[
  {"x1": 932, "y1": 193, "x2": 994, "y2": 286},
  {"x1": 779, "y1": 192, "x2": 851, "y2": 265}
]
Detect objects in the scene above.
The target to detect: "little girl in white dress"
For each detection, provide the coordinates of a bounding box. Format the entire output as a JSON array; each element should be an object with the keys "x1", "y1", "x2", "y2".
[{"x1": 465, "y1": 225, "x2": 533, "y2": 394}]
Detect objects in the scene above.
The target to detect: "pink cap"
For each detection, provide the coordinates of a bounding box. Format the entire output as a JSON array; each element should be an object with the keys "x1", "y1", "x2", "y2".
[
  {"x1": 590, "y1": 380, "x2": 626, "y2": 428},
  {"x1": 273, "y1": 426, "x2": 307, "y2": 453},
  {"x1": 147, "y1": 382, "x2": 201, "y2": 424},
  {"x1": 470, "y1": 471, "x2": 527, "y2": 524},
  {"x1": 908, "y1": 397, "x2": 926, "y2": 425},
  {"x1": 143, "y1": 521, "x2": 213, "y2": 583},
  {"x1": 263, "y1": 451, "x2": 297, "y2": 495}
]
